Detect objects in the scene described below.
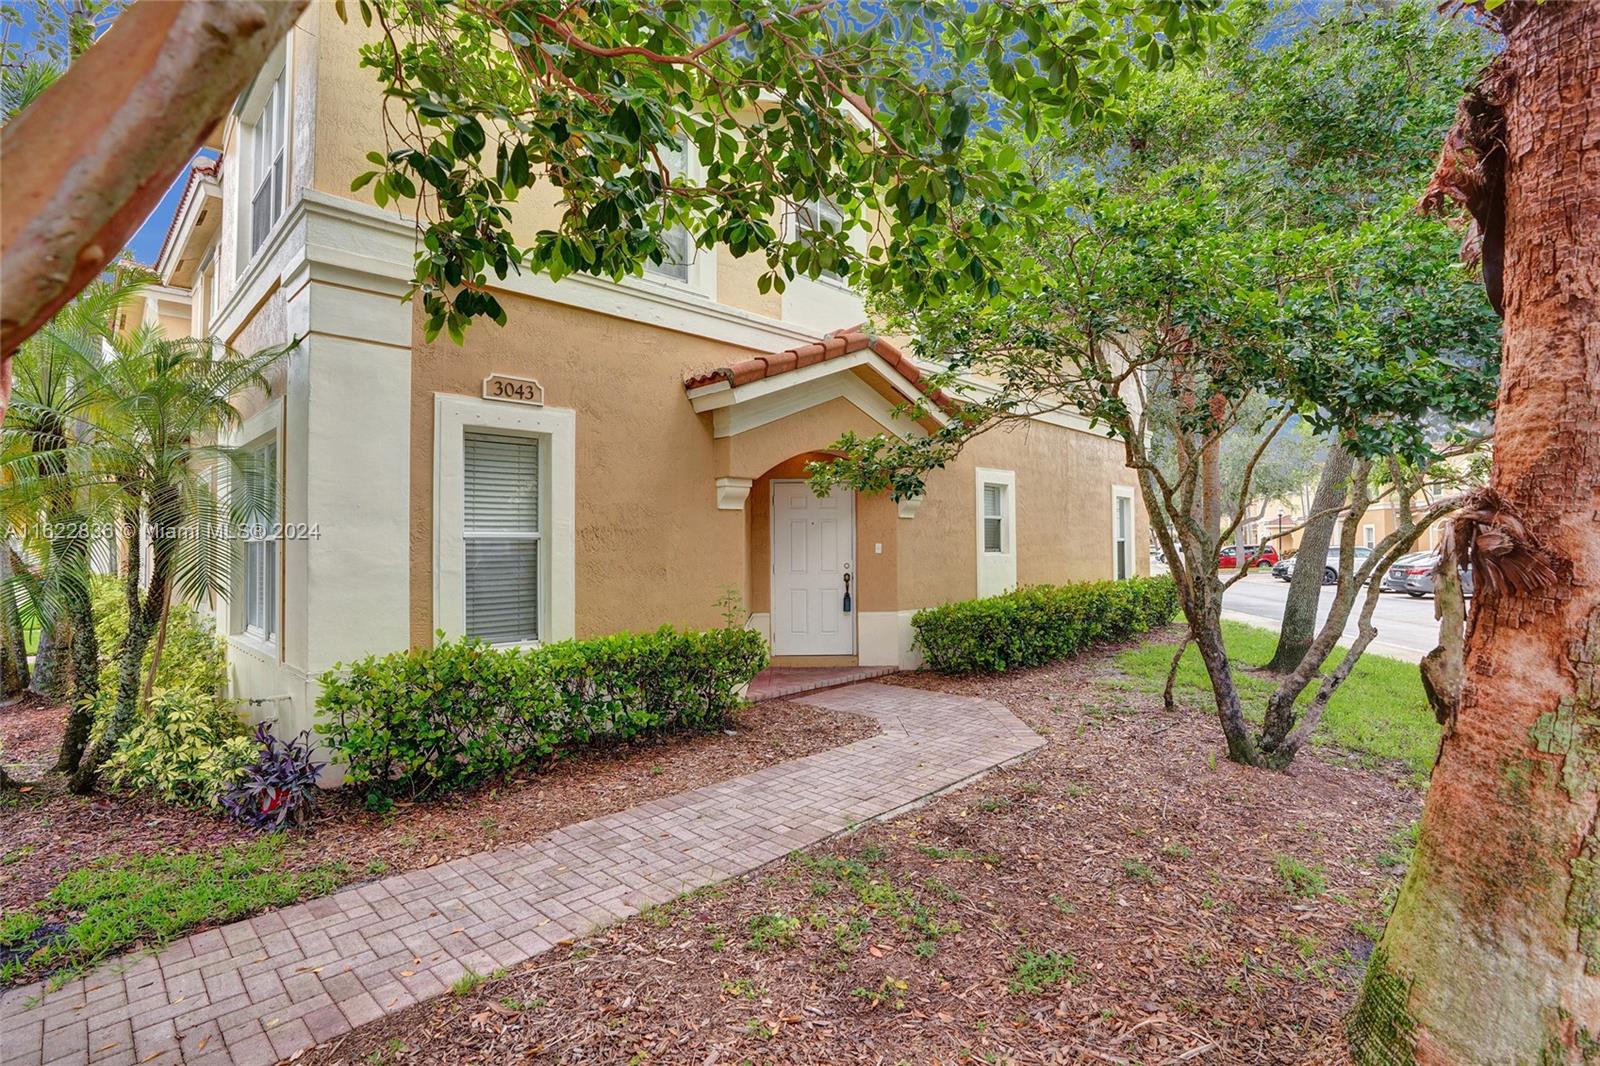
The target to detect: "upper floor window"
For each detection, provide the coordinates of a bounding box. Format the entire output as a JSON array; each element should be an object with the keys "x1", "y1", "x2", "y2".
[
  {"x1": 796, "y1": 199, "x2": 846, "y2": 283},
  {"x1": 642, "y1": 139, "x2": 691, "y2": 283},
  {"x1": 248, "y1": 65, "x2": 287, "y2": 257}
]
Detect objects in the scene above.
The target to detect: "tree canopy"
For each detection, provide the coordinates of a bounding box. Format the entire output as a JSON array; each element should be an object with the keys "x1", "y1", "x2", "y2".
[{"x1": 343, "y1": 0, "x2": 1228, "y2": 342}]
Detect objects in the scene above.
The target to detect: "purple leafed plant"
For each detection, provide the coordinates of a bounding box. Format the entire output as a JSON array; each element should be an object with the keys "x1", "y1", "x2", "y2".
[{"x1": 220, "y1": 723, "x2": 325, "y2": 830}]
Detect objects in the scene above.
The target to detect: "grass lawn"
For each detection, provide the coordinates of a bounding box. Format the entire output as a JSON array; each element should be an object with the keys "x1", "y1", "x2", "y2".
[
  {"x1": 1118, "y1": 621, "x2": 1439, "y2": 777},
  {"x1": 0, "y1": 836, "x2": 348, "y2": 990}
]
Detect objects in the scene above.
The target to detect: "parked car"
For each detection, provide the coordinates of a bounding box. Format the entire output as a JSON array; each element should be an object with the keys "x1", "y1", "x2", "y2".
[
  {"x1": 1382, "y1": 552, "x2": 1436, "y2": 593},
  {"x1": 1275, "y1": 546, "x2": 1372, "y2": 585},
  {"x1": 1398, "y1": 552, "x2": 1475, "y2": 598},
  {"x1": 1218, "y1": 544, "x2": 1279, "y2": 570}
]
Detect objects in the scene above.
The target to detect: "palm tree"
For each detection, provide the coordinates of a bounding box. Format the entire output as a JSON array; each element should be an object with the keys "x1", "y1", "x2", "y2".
[
  {"x1": 6, "y1": 309, "x2": 291, "y2": 791},
  {"x1": 1, "y1": 276, "x2": 142, "y2": 767},
  {"x1": 62, "y1": 328, "x2": 290, "y2": 793}
]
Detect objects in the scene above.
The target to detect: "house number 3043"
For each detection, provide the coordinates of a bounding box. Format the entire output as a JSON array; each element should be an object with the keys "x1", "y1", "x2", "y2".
[{"x1": 482, "y1": 374, "x2": 545, "y2": 406}]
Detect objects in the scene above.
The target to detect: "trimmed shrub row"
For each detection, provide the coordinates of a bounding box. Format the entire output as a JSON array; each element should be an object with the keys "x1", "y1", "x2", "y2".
[
  {"x1": 316, "y1": 625, "x2": 769, "y2": 803},
  {"x1": 912, "y1": 576, "x2": 1178, "y2": 674}
]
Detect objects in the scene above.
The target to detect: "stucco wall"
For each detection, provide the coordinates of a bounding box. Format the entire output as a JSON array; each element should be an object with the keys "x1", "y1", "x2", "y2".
[
  {"x1": 409, "y1": 291, "x2": 753, "y2": 646},
  {"x1": 900, "y1": 418, "x2": 1148, "y2": 607},
  {"x1": 411, "y1": 288, "x2": 1147, "y2": 649}
]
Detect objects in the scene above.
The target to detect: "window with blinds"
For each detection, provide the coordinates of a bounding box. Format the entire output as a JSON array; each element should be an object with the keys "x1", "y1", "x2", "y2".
[
  {"x1": 643, "y1": 139, "x2": 692, "y2": 282},
  {"x1": 249, "y1": 67, "x2": 287, "y2": 257},
  {"x1": 983, "y1": 483, "x2": 1005, "y2": 554},
  {"x1": 1114, "y1": 493, "x2": 1133, "y2": 580},
  {"x1": 243, "y1": 443, "x2": 277, "y2": 639},
  {"x1": 463, "y1": 430, "x2": 541, "y2": 644}
]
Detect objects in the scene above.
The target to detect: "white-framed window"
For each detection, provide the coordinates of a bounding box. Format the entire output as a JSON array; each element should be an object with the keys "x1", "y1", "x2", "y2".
[
  {"x1": 975, "y1": 467, "x2": 1017, "y2": 597},
  {"x1": 634, "y1": 136, "x2": 716, "y2": 298},
  {"x1": 795, "y1": 199, "x2": 846, "y2": 283},
  {"x1": 643, "y1": 138, "x2": 693, "y2": 284},
  {"x1": 242, "y1": 440, "x2": 279, "y2": 641},
  {"x1": 435, "y1": 395, "x2": 576, "y2": 647},
  {"x1": 245, "y1": 62, "x2": 288, "y2": 258},
  {"x1": 982, "y1": 483, "x2": 1007, "y2": 554},
  {"x1": 462, "y1": 430, "x2": 542, "y2": 644},
  {"x1": 1113, "y1": 486, "x2": 1136, "y2": 580},
  {"x1": 1364, "y1": 523, "x2": 1376, "y2": 550}
]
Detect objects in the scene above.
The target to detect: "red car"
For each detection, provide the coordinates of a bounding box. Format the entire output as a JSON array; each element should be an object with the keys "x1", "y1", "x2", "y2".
[{"x1": 1218, "y1": 544, "x2": 1279, "y2": 569}]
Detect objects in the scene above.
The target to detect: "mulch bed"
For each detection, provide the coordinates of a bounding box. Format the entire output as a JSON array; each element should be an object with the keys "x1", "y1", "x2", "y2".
[
  {"x1": 0, "y1": 698, "x2": 877, "y2": 917},
  {"x1": 299, "y1": 627, "x2": 1421, "y2": 1066}
]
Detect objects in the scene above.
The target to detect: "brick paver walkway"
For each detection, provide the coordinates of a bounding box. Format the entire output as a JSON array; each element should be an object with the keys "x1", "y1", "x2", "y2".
[{"x1": 2, "y1": 683, "x2": 1041, "y2": 1066}]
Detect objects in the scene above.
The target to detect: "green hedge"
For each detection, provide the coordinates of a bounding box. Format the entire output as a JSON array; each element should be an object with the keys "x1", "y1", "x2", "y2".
[
  {"x1": 316, "y1": 625, "x2": 768, "y2": 801},
  {"x1": 912, "y1": 576, "x2": 1178, "y2": 674}
]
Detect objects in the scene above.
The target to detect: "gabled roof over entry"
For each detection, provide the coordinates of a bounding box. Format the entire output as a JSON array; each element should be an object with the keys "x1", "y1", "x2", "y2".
[{"x1": 683, "y1": 327, "x2": 957, "y2": 417}]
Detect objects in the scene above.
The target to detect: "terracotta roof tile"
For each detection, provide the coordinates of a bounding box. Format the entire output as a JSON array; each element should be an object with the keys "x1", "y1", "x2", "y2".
[{"x1": 684, "y1": 327, "x2": 956, "y2": 415}]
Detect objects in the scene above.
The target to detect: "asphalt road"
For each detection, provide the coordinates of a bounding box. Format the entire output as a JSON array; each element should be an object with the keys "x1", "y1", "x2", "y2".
[{"x1": 1217, "y1": 569, "x2": 1444, "y2": 661}]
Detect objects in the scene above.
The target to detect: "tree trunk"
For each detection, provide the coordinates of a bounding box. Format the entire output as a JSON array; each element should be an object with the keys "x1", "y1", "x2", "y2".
[
  {"x1": 27, "y1": 619, "x2": 66, "y2": 700},
  {"x1": 1268, "y1": 441, "x2": 1351, "y2": 672},
  {"x1": 70, "y1": 502, "x2": 161, "y2": 794},
  {"x1": 0, "y1": 549, "x2": 27, "y2": 697},
  {"x1": 54, "y1": 556, "x2": 100, "y2": 773},
  {"x1": 140, "y1": 585, "x2": 172, "y2": 710},
  {"x1": 1350, "y1": 5, "x2": 1600, "y2": 1060},
  {"x1": 1187, "y1": 595, "x2": 1258, "y2": 765},
  {"x1": 0, "y1": 0, "x2": 308, "y2": 425}
]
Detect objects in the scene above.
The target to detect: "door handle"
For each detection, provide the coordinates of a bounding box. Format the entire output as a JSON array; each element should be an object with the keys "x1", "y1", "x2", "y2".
[{"x1": 842, "y1": 572, "x2": 852, "y2": 613}]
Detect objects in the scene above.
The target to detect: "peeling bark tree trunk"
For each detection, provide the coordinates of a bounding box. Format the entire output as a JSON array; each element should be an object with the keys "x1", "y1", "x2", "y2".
[
  {"x1": 1268, "y1": 441, "x2": 1351, "y2": 672},
  {"x1": 0, "y1": 0, "x2": 307, "y2": 424},
  {"x1": 1350, "y1": 4, "x2": 1600, "y2": 1060}
]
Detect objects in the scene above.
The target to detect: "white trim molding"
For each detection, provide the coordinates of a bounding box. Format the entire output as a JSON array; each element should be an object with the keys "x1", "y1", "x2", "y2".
[
  {"x1": 975, "y1": 467, "x2": 1018, "y2": 598},
  {"x1": 434, "y1": 394, "x2": 577, "y2": 647},
  {"x1": 897, "y1": 495, "x2": 923, "y2": 520},
  {"x1": 716, "y1": 477, "x2": 754, "y2": 510}
]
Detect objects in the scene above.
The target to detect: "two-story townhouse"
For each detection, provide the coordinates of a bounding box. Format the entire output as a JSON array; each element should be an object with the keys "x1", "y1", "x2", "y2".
[{"x1": 150, "y1": 5, "x2": 1148, "y2": 740}]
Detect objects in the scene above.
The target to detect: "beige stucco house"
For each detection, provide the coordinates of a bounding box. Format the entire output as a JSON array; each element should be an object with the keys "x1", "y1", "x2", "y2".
[{"x1": 150, "y1": 6, "x2": 1148, "y2": 739}]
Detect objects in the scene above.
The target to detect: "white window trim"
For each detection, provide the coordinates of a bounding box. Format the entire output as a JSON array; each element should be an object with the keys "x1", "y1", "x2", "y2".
[
  {"x1": 638, "y1": 138, "x2": 717, "y2": 300},
  {"x1": 226, "y1": 401, "x2": 284, "y2": 657},
  {"x1": 975, "y1": 467, "x2": 1017, "y2": 598},
  {"x1": 1364, "y1": 523, "x2": 1377, "y2": 549},
  {"x1": 1112, "y1": 485, "x2": 1137, "y2": 580},
  {"x1": 236, "y1": 38, "x2": 290, "y2": 272},
  {"x1": 434, "y1": 394, "x2": 575, "y2": 647}
]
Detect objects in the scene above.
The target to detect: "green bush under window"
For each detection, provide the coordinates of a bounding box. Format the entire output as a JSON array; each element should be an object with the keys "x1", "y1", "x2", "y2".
[
  {"x1": 912, "y1": 576, "x2": 1178, "y2": 674},
  {"x1": 316, "y1": 625, "x2": 769, "y2": 802}
]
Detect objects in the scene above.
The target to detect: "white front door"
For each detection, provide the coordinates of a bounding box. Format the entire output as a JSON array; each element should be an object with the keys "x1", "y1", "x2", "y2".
[{"x1": 771, "y1": 480, "x2": 855, "y2": 656}]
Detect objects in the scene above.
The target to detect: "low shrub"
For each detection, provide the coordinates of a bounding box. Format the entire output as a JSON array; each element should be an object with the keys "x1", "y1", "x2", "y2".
[
  {"x1": 90, "y1": 575, "x2": 227, "y2": 700},
  {"x1": 317, "y1": 625, "x2": 769, "y2": 803},
  {"x1": 99, "y1": 689, "x2": 255, "y2": 807},
  {"x1": 220, "y1": 724, "x2": 325, "y2": 830},
  {"x1": 912, "y1": 575, "x2": 1178, "y2": 674}
]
